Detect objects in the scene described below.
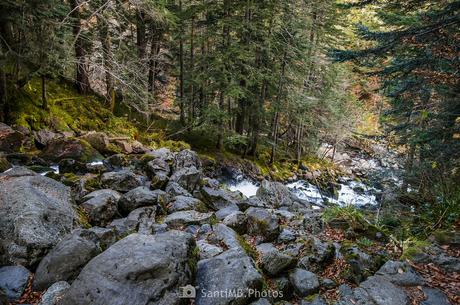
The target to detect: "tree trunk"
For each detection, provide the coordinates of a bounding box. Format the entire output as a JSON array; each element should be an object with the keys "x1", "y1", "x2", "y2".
[
  {"x1": 188, "y1": 16, "x2": 195, "y2": 124},
  {"x1": 41, "y1": 74, "x2": 48, "y2": 110},
  {"x1": 98, "y1": 16, "x2": 114, "y2": 107},
  {"x1": 178, "y1": 0, "x2": 185, "y2": 125},
  {"x1": 136, "y1": 12, "x2": 147, "y2": 61},
  {"x1": 0, "y1": 68, "x2": 8, "y2": 123},
  {"x1": 70, "y1": 0, "x2": 91, "y2": 94}
]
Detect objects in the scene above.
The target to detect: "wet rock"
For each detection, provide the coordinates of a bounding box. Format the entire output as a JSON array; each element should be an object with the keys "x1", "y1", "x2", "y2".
[
  {"x1": 81, "y1": 189, "x2": 121, "y2": 226},
  {"x1": 196, "y1": 248, "x2": 263, "y2": 305},
  {"x1": 108, "y1": 206, "x2": 156, "y2": 236},
  {"x1": 38, "y1": 281, "x2": 70, "y2": 305},
  {"x1": 0, "y1": 265, "x2": 31, "y2": 301},
  {"x1": 256, "y1": 180, "x2": 294, "y2": 208},
  {"x1": 256, "y1": 243, "x2": 296, "y2": 276},
  {"x1": 0, "y1": 123, "x2": 24, "y2": 152},
  {"x1": 118, "y1": 186, "x2": 166, "y2": 214},
  {"x1": 58, "y1": 159, "x2": 87, "y2": 174},
  {"x1": 173, "y1": 149, "x2": 201, "y2": 171},
  {"x1": 421, "y1": 287, "x2": 451, "y2": 305},
  {"x1": 165, "y1": 210, "x2": 214, "y2": 228},
  {"x1": 169, "y1": 166, "x2": 202, "y2": 193},
  {"x1": 101, "y1": 170, "x2": 143, "y2": 193},
  {"x1": 0, "y1": 170, "x2": 76, "y2": 266},
  {"x1": 376, "y1": 260, "x2": 424, "y2": 286},
  {"x1": 40, "y1": 137, "x2": 102, "y2": 162},
  {"x1": 197, "y1": 240, "x2": 224, "y2": 259},
  {"x1": 288, "y1": 268, "x2": 319, "y2": 297},
  {"x1": 246, "y1": 207, "x2": 280, "y2": 241},
  {"x1": 201, "y1": 186, "x2": 240, "y2": 210},
  {"x1": 168, "y1": 195, "x2": 206, "y2": 213},
  {"x1": 59, "y1": 231, "x2": 195, "y2": 305},
  {"x1": 223, "y1": 211, "x2": 247, "y2": 234},
  {"x1": 33, "y1": 229, "x2": 100, "y2": 290}
]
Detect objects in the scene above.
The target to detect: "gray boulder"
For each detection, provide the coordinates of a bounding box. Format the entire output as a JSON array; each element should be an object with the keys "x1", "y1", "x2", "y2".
[
  {"x1": 421, "y1": 287, "x2": 451, "y2": 305},
  {"x1": 223, "y1": 211, "x2": 247, "y2": 234},
  {"x1": 201, "y1": 187, "x2": 240, "y2": 211},
  {"x1": 33, "y1": 129, "x2": 60, "y2": 148},
  {"x1": 256, "y1": 243, "x2": 296, "y2": 276},
  {"x1": 197, "y1": 240, "x2": 224, "y2": 259},
  {"x1": 211, "y1": 224, "x2": 242, "y2": 250},
  {"x1": 165, "y1": 210, "x2": 214, "y2": 228},
  {"x1": 376, "y1": 260, "x2": 424, "y2": 287},
  {"x1": 59, "y1": 231, "x2": 195, "y2": 305},
  {"x1": 0, "y1": 170, "x2": 76, "y2": 266},
  {"x1": 108, "y1": 206, "x2": 156, "y2": 235},
  {"x1": 0, "y1": 265, "x2": 30, "y2": 301},
  {"x1": 40, "y1": 137, "x2": 102, "y2": 162},
  {"x1": 336, "y1": 275, "x2": 409, "y2": 305},
  {"x1": 165, "y1": 182, "x2": 191, "y2": 197},
  {"x1": 245, "y1": 207, "x2": 280, "y2": 241},
  {"x1": 169, "y1": 166, "x2": 202, "y2": 193},
  {"x1": 256, "y1": 180, "x2": 294, "y2": 208},
  {"x1": 146, "y1": 158, "x2": 170, "y2": 178},
  {"x1": 101, "y1": 170, "x2": 143, "y2": 193},
  {"x1": 168, "y1": 195, "x2": 206, "y2": 213},
  {"x1": 288, "y1": 268, "x2": 319, "y2": 297},
  {"x1": 38, "y1": 281, "x2": 70, "y2": 305},
  {"x1": 173, "y1": 149, "x2": 201, "y2": 171},
  {"x1": 81, "y1": 189, "x2": 121, "y2": 226},
  {"x1": 118, "y1": 186, "x2": 166, "y2": 214},
  {"x1": 33, "y1": 229, "x2": 100, "y2": 290},
  {"x1": 196, "y1": 248, "x2": 263, "y2": 305}
]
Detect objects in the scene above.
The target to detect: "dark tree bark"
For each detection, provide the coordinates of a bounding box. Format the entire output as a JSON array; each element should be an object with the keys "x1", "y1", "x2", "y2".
[
  {"x1": 41, "y1": 74, "x2": 48, "y2": 110},
  {"x1": 136, "y1": 12, "x2": 147, "y2": 61},
  {"x1": 178, "y1": 0, "x2": 185, "y2": 125},
  {"x1": 0, "y1": 68, "x2": 8, "y2": 123},
  {"x1": 98, "y1": 16, "x2": 114, "y2": 108},
  {"x1": 70, "y1": 0, "x2": 91, "y2": 94}
]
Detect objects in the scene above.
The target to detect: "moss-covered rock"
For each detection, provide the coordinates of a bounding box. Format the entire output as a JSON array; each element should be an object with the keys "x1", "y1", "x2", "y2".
[{"x1": 40, "y1": 138, "x2": 102, "y2": 162}]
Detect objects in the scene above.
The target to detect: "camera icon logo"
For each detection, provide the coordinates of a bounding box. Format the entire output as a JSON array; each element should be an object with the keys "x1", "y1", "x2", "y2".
[{"x1": 178, "y1": 285, "x2": 196, "y2": 298}]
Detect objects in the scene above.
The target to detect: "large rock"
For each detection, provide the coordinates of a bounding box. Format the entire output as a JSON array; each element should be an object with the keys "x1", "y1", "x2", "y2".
[
  {"x1": 80, "y1": 131, "x2": 112, "y2": 154},
  {"x1": 108, "y1": 206, "x2": 156, "y2": 236},
  {"x1": 223, "y1": 211, "x2": 247, "y2": 234},
  {"x1": 33, "y1": 229, "x2": 100, "y2": 290},
  {"x1": 0, "y1": 123, "x2": 24, "y2": 152},
  {"x1": 38, "y1": 281, "x2": 70, "y2": 305},
  {"x1": 146, "y1": 158, "x2": 170, "y2": 178},
  {"x1": 245, "y1": 207, "x2": 280, "y2": 241},
  {"x1": 336, "y1": 275, "x2": 409, "y2": 305},
  {"x1": 0, "y1": 265, "x2": 31, "y2": 301},
  {"x1": 59, "y1": 231, "x2": 195, "y2": 305},
  {"x1": 256, "y1": 243, "x2": 296, "y2": 276},
  {"x1": 81, "y1": 189, "x2": 121, "y2": 226},
  {"x1": 376, "y1": 260, "x2": 424, "y2": 287},
  {"x1": 40, "y1": 137, "x2": 102, "y2": 162},
  {"x1": 165, "y1": 210, "x2": 214, "y2": 228},
  {"x1": 196, "y1": 248, "x2": 263, "y2": 305},
  {"x1": 201, "y1": 187, "x2": 240, "y2": 211},
  {"x1": 33, "y1": 129, "x2": 60, "y2": 149},
  {"x1": 288, "y1": 268, "x2": 319, "y2": 297},
  {"x1": 173, "y1": 149, "x2": 201, "y2": 171},
  {"x1": 118, "y1": 186, "x2": 166, "y2": 214},
  {"x1": 168, "y1": 195, "x2": 206, "y2": 213},
  {"x1": 101, "y1": 170, "x2": 143, "y2": 193},
  {"x1": 0, "y1": 169, "x2": 77, "y2": 266},
  {"x1": 256, "y1": 180, "x2": 294, "y2": 208},
  {"x1": 169, "y1": 166, "x2": 202, "y2": 193}
]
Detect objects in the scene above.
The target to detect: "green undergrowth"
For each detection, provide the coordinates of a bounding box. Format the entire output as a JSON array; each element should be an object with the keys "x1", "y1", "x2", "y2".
[{"x1": 10, "y1": 78, "x2": 138, "y2": 137}]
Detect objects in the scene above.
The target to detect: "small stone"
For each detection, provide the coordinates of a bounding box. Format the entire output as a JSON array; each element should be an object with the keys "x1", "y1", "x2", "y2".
[
  {"x1": 0, "y1": 266, "x2": 31, "y2": 301},
  {"x1": 288, "y1": 268, "x2": 320, "y2": 297}
]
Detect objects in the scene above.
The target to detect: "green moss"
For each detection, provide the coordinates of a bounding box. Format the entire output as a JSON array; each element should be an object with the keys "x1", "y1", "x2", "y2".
[
  {"x1": 74, "y1": 205, "x2": 92, "y2": 229},
  {"x1": 236, "y1": 234, "x2": 258, "y2": 261},
  {"x1": 188, "y1": 246, "x2": 200, "y2": 276}
]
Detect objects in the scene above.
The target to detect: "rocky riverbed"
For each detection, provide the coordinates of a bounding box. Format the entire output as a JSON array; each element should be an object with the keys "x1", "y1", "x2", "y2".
[{"x1": 0, "y1": 122, "x2": 458, "y2": 305}]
